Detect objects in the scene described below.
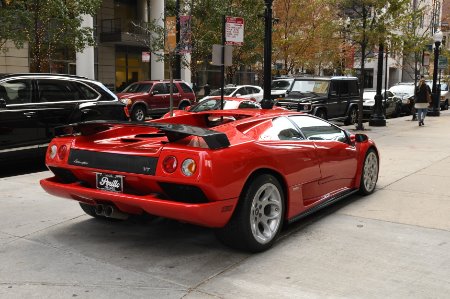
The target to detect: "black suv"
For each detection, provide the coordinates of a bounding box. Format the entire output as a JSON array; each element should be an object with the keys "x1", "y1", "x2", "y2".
[
  {"x1": 275, "y1": 76, "x2": 360, "y2": 125},
  {"x1": 0, "y1": 73, "x2": 129, "y2": 162}
]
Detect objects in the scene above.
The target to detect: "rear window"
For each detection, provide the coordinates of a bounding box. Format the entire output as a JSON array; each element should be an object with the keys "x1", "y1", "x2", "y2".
[{"x1": 179, "y1": 82, "x2": 194, "y2": 93}]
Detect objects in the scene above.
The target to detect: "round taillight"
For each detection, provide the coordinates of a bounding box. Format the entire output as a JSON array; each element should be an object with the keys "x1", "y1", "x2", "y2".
[
  {"x1": 162, "y1": 156, "x2": 177, "y2": 173},
  {"x1": 58, "y1": 145, "x2": 67, "y2": 160},
  {"x1": 181, "y1": 159, "x2": 196, "y2": 176},
  {"x1": 49, "y1": 145, "x2": 57, "y2": 159}
]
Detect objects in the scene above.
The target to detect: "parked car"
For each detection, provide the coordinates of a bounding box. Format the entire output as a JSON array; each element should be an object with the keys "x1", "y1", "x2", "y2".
[
  {"x1": 389, "y1": 83, "x2": 415, "y2": 115},
  {"x1": 40, "y1": 109, "x2": 379, "y2": 252},
  {"x1": 0, "y1": 73, "x2": 129, "y2": 163},
  {"x1": 362, "y1": 90, "x2": 403, "y2": 118},
  {"x1": 275, "y1": 76, "x2": 360, "y2": 125},
  {"x1": 271, "y1": 78, "x2": 294, "y2": 99},
  {"x1": 201, "y1": 85, "x2": 263, "y2": 103},
  {"x1": 161, "y1": 96, "x2": 261, "y2": 118},
  {"x1": 117, "y1": 79, "x2": 196, "y2": 121},
  {"x1": 425, "y1": 80, "x2": 449, "y2": 110}
]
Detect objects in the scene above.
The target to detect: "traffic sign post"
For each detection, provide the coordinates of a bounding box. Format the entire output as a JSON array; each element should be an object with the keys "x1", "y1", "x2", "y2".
[{"x1": 225, "y1": 17, "x2": 244, "y2": 46}]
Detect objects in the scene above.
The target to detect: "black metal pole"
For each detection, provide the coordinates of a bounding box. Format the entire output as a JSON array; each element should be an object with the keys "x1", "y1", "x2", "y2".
[
  {"x1": 261, "y1": 0, "x2": 273, "y2": 109},
  {"x1": 429, "y1": 40, "x2": 441, "y2": 116},
  {"x1": 175, "y1": 0, "x2": 181, "y2": 79},
  {"x1": 220, "y1": 15, "x2": 225, "y2": 110},
  {"x1": 369, "y1": 43, "x2": 386, "y2": 126}
]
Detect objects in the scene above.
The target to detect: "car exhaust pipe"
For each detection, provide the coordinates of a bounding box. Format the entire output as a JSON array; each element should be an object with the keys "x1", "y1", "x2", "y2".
[
  {"x1": 95, "y1": 204, "x2": 105, "y2": 216},
  {"x1": 104, "y1": 205, "x2": 129, "y2": 220}
]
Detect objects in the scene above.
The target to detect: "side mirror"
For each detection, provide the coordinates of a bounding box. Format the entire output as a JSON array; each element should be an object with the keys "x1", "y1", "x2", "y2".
[
  {"x1": 0, "y1": 98, "x2": 6, "y2": 108},
  {"x1": 235, "y1": 93, "x2": 241, "y2": 97},
  {"x1": 185, "y1": 106, "x2": 191, "y2": 111},
  {"x1": 355, "y1": 133, "x2": 368, "y2": 143},
  {"x1": 151, "y1": 90, "x2": 160, "y2": 96}
]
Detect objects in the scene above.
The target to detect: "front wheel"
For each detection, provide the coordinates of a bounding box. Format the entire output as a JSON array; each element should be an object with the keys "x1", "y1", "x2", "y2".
[
  {"x1": 344, "y1": 106, "x2": 358, "y2": 125},
  {"x1": 131, "y1": 106, "x2": 146, "y2": 121},
  {"x1": 442, "y1": 100, "x2": 449, "y2": 111},
  {"x1": 359, "y1": 149, "x2": 379, "y2": 195},
  {"x1": 216, "y1": 174, "x2": 284, "y2": 252},
  {"x1": 314, "y1": 109, "x2": 327, "y2": 120}
]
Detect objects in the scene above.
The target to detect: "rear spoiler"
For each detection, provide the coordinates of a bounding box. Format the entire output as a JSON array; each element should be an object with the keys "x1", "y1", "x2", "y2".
[{"x1": 54, "y1": 120, "x2": 230, "y2": 150}]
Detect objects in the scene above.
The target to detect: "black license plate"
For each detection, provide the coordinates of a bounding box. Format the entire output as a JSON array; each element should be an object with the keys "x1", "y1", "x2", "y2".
[{"x1": 96, "y1": 173, "x2": 124, "y2": 193}]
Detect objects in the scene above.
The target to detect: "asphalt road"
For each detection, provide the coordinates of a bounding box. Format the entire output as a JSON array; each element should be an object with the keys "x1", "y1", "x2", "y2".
[{"x1": 1, "y1": 112, "x2": 450, "y2": 298}]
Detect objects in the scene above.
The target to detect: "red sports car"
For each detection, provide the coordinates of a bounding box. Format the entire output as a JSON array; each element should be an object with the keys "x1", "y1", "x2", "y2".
[{"x1": 40, "y1": 109, "x2": 379, "y2": 252}]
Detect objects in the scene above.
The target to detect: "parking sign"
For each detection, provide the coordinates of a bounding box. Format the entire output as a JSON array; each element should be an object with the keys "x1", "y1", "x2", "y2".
[{"x1": 225, "y1": 17, "x2": 244, "y2": 46}]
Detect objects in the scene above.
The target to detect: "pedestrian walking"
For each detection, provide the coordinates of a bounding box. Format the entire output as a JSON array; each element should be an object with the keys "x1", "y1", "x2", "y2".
[{"x1": 415, "y1": 78, "x2": 431, "y2": 126}]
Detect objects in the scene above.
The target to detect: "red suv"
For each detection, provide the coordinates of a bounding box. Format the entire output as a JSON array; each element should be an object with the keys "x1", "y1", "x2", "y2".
[{"x1": 117, "y1": 80, "x2": 196, "y2": 121}]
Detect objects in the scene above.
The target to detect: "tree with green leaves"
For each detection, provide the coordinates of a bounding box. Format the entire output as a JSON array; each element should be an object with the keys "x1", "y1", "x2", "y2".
[
  {"x1": 1, "y1": 0, "x2": 101, "y2": 72},
  {"x1": 338, "y1": 0, "x2": 411, "y2": 129},
  {"x1": 0, "y1": 1, "x2": 29, "y2": 53}
]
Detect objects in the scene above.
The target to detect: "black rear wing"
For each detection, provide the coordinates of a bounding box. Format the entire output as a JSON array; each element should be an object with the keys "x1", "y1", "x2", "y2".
[{"x1": 54, "y1": 120, "x2": 230, "y2": 150}]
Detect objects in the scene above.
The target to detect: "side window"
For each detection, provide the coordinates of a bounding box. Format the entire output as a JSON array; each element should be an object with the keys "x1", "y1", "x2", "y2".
[
  {"x1": 290, "y1": 115, "x2": 348, "y2": 143},
  {"x1": 0, "y1": 79, "x2": 32, "y2": 104},
  {"x1": 340, "y1": 81, "x2": 349, "y2": 97},
  {"x1": 75, "y1": 82, "x2": 99, "y2": 100},
  {"x1": 238, "y1": 101, "x2": 260, "y2": 109},
  {"x1": 37, "y1": 79, "x2": 80, "y2": 102},
  {"x1": 330, "y1": 81, "x2": 339, "y2": 96},
  {"x1": 259, "y1": 117, "x2": 304, "y2": 141},
  {"x1": 179, "y1": 82, "x2": 194, "y2": 93},
  {"x1": 152, "y1": 83, "x2": 167, "y2": 95},
  {"x1": 348, "y1": 80, "x2": 359, "y2": 96},
  {"x1": 165, "y1": 83, "x2": 179, "y2": 93},
  {"x1": 236, "y1": 87, "x2": 248, "y2": 96}
]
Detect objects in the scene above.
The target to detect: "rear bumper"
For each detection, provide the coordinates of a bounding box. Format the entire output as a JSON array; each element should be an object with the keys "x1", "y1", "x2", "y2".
[{"x1": 40, "y1": 177, "x2": 237, "y2": 228}]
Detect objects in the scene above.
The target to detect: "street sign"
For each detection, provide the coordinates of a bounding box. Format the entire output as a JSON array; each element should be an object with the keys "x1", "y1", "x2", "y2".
[
  {"x1": 211, "y1": 45, "x2": 232, "y2": 66},
  {"x1": 225, "y1": 17, "x2": 244, "y2": 46},
  {"x1": 438, "y1": 56, "x2": 448, "y2": 70}
]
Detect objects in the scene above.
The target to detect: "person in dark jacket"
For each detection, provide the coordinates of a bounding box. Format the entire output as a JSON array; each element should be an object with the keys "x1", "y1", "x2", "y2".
[{"x1": 415, "y1": 78, "x2": 430, "y2": 126}]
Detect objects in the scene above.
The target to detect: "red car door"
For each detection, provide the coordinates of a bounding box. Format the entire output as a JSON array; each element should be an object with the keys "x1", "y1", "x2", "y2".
[
  {"x1": 150, "y1": 83, "x2": 168, "y2": 114},
  {"x1": 289, "y1": 115, "x2": 358, "y2": 196}
]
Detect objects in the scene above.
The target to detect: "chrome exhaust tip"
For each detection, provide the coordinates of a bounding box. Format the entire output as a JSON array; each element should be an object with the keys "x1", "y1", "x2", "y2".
[
  {"x1": 104, "y1": 205, "x2": 129, "y2": 220},
  {"x1": 95, "y1": 204, "x2": 105, "y2": 216}
]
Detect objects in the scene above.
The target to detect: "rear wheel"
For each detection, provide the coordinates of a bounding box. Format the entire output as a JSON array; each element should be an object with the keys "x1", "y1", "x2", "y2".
[
  {"x1": 131, "y1": 105, "x2": 146, "y2": 121},
  {"x1": 178, "y1": 101, "x2": 190, "y2": 110},
  {"x1": 216, "y1": 174, "x2": 284, "y2": 252},
  {"x1": 442, "y1": 100, "x2": 449, "y2": 111},
  {"x1": 344, "y1": 106, "x2": 358, "y2": 125},
  {"x1": 359, "y1": 149, "x2": 379, "y2": 195}
]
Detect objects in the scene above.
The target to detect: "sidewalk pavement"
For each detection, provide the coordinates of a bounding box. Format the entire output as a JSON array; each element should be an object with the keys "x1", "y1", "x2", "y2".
[{"x1": 0, "y1": 111, "x2": 449, "y2": 298}]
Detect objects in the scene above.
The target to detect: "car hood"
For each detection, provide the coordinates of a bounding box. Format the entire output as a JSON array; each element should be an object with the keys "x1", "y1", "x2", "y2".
[
  {"x1": 280, "y1": 92, "x2": 325, "y2": 102},
  {"x1": 271, "y1": 90, "x2": 287, "y2": 96},
  {"x1": 116, "y1": 92, "x2": 147, "y2": 99}
]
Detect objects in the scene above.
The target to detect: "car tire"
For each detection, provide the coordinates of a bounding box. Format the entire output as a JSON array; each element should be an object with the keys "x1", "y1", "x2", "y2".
[
  {"x1": 315, "y1": 109, "x2": 327, "y2": 120},
  {"x1": 79, "y1": 202, "x2": 103, "y2": 218},
  {"x1": 443, "y1": 100, "x2": 449, "y2": 111},
  {"x1": 359, "y1": 149, "x2": 379, "y2": 195},
  {"x1": 131, "y1": 105, "x2": 146, "y2": 121},
  {"x1": 391, "y1": 104, "x2": 401, "y2": 118},
  {"x1": 215, "y1": 174, "x2": 284, "y2": 252},
  {"x1": 344, "y1": 106, "x2": 358, "y2": 125},
  {"x1": 178, "y1": 101, "x2": 189, "y2": 110}
]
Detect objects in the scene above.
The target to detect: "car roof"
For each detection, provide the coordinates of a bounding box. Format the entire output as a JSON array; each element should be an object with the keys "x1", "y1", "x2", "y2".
[
  {"x1": 0, "y1": 73, "x2": 90, "y2": 80},
  {"x1": 292, "y1": 76, "x2": 358, "y2": 81},
  {"x1": 131, "y1": 79, "x2": 188, "y2": 84}
]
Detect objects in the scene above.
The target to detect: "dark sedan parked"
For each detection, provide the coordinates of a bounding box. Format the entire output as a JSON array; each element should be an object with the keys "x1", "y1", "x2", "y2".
[{"x1": 0, "y1": 73, "x2": 129, "y2": 163}]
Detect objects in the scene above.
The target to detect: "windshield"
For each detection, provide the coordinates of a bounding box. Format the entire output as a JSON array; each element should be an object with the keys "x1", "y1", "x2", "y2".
[
  {"x1": 122, "y1": 83, "x2": 153, "y2": 93},
  {"x1": 291, "y1": 80, "x2": 329, "y2": 94},
  {"x1": 209, "y1": 87, "x2": 236, "y2": 96},
  {"x1": 190, "y1": 99, "x2": 242, "y2": 112},
  {"x1": 271, "y1": 80, "x2": 292, "y2": 90}
]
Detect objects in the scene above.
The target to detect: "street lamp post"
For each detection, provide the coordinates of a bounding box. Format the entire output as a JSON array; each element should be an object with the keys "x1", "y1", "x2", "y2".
[
  {"x1": 429, "y1": 30, "x2": 443, "y2": 117},
  {"x1": 261, "y1": 0, "x2": 273, "y2": 109},
  {"x1": 369, "y1": 43, "x2": 386, "y2": 126}
]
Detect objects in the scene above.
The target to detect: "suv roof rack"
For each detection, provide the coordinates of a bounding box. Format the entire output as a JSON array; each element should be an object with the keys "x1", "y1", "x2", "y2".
[{"x1": 0, "y1": 73, "x2": 89, "y2": 80}]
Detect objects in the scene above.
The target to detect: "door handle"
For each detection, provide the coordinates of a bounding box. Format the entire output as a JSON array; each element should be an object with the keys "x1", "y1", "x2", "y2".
[{"x1": 23, "y1": 112, "x2": 36, "y2": 117}]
